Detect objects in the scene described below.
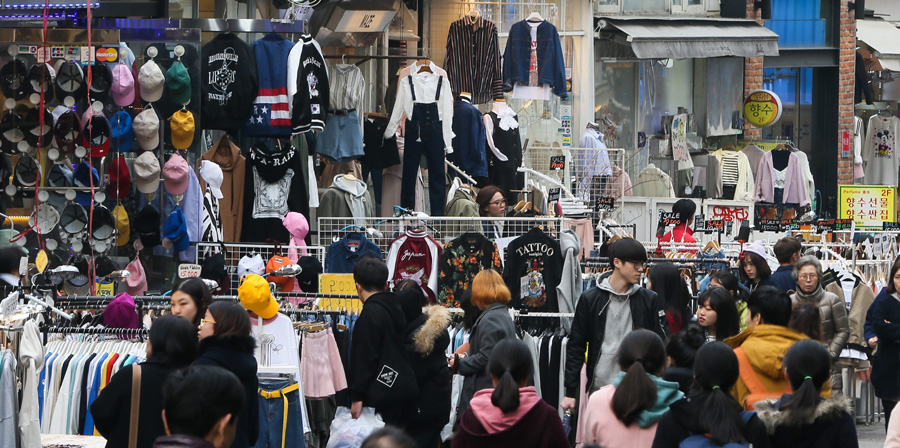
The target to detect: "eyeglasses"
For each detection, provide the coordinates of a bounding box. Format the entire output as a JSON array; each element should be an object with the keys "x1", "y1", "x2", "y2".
[
  {"x1": 490, "y1": 199, "x2": 507, "y2": 206},
  {"x1": 799, "y1": 274, "x2": 817, "y2": 281},
  {"x1": 628, "y1": 261, "x2": 645, "y2": 270},
  {"x1": 201, "y1": 318, "x2": 216, "y2": 325}
]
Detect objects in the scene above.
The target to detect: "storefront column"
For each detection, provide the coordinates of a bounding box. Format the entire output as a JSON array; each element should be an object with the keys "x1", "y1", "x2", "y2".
[
  {"x1": 743, "y1": 0, "x2": 764, "y2": 140},
  {"x1": 838, "y1": 0, "x2": 857, "y2": 185}
]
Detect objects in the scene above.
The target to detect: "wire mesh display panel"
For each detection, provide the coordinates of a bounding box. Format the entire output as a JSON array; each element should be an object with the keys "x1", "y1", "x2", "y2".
[
  {"x1": 523, "y1": 146, "x2": 626, "y2": 202},
  {"x1": 317, "y1": 216, "x2": 568, "y2": 255},
  {"x1": 196, "y1": 242, "x2": 326, "y2": 293}
]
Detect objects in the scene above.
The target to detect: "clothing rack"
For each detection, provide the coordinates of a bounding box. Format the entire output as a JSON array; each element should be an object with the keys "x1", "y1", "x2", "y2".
[
  {"x1": 582, "y1": 257, "x2": 728, "y2": 264},
  {"x1": 445, "y1": 159, "x2": 477, "y2": 184},
  {"x1": 40, "y1": 326, "x2": 148, "y2": 336}
]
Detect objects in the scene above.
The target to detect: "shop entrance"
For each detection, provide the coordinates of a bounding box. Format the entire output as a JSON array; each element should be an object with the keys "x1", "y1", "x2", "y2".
[{"x1": 761, "y1": 66, "x2": 839, "y2": 216}]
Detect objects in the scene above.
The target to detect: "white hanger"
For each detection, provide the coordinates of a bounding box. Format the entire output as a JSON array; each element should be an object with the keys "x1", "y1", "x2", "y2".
[{"x1": 526, "y1": 9, "x2": 544, "y2": 22}]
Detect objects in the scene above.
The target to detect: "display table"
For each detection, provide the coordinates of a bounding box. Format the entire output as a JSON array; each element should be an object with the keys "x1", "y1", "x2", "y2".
[{"x1": 42, "y1": 434, "x2": 107, "y2": 448}]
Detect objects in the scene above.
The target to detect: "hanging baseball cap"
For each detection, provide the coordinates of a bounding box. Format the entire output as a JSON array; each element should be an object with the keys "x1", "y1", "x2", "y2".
[
  {"x1": 111, "y1": 63, "x2": 134, "y2": 107},
  {"x1": 59, "y1": 202, "x2": 89, "y2": 234},
  {"x1": 138, "y1": 60, "x2": 165, "y2": 103},
  {"x1": 55, "y1": 61, "x2": 84, "y2": 98},
  {"x1": 112, "y1": 204, "x2": 130, "y2": 246},
  {"x1": 0, "y1": 58, "x2": 29, "y2": 101},
  {"x1": 87, "y1": 63, "x2": 113, "y2": 102},
  {"x1": 29, "y1": 202, "x2": 60, "y2": 234},
  {"x1": 23, "y1": 107, "x2": 53, "y2": 149},
  {"x1": 165, "y1": 61, "x2": 191, "y2": 105},
  {"x1": 13, "y1": 154, "x2": 40, "y2": 191},
  {"x1": 53, "y1": 109, "x2": 81, "y2": 154},
  {"x1": 81, "y1": 110, "x2": 111, "y2": 158},
  {"x1": 163, "y1": 208, "x2": 190, "y2": 252},
  {"x1": 47, "y1": 162, "x2": 73, "y2": 207},
  {"x1": 107, "y1": 155, "x2": 131, "y2": 199},
  {"x1": 134, "y1": 151, "x2": 160, "y2": 194},
  {"x1": 27, "y1": 62, "x2": 56, "y2": 100},
  {"x1": 109, "y1": 110, "x2": 134, "y2": 152},
  {"x1": 163, "y1": 152, "x2": 190, "y2": 195},
  {"x1": 134, "y1": 204, "x2": 161, "y2": 248},
  {"x1": 199, "y1": 160, "x2": 224, "y2": 199},
  {"x1": 91, "y1": 205, "x2": 117, "y2": 241},
  {"x1": 73, "y1": 161, "x2": 99, "y2": 206},
  {"x1": 168, "y1": 110, "x2": 194, "y2": 150},
  {"x1": 132, "y1": 108, "x2": 159, "y2": 151},
  {"x1": 237, "y1": 253, "x2": 265, "y2": 279},
  {"x1": 238, "y1": 274, "x2": 279, "y2": 319},
  {"x1": 125, "y1": 256, "x2": 147, "y2": 296},
  {"x1": 201, "y1": 252, "x2": 229, "y2": 294},
  {"x1": 94, "y1": 255, "x2": 117, "y2": 278},
  {"x1": 0, "y1": 108, "x2": 25, "y2": 155}
]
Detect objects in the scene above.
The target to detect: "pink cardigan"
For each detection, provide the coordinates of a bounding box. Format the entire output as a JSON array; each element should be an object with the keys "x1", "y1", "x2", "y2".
[
  {"x1": 582, "y1": 385, "x2": 659, "y2": 448},
  {"x1": 754, "y1": 151, "x2": 809, "y2": 207}
]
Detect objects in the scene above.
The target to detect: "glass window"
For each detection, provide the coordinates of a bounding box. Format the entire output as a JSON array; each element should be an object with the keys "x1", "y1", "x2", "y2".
[
  {"x1": 761, "y1": 67, "x2": 814, "y2": 153},
  {"x1": 639, "y1": 59, "x2": 693, "y2": 136},
  {"x1": 624, "y1": 0, "x2": 666, "y2": 12},
  {"x1": 765, "y1": 0, "x2": 830, "y2": 48}
]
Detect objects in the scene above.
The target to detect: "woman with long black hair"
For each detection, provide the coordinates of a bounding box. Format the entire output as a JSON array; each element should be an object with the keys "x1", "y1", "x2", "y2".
[
  {"x1": 754, "y1": 340, "x2": 857, "y2": 447},
  {"x1": 170, "y1": 277, "x2": 214, "y2": 327},
  {"x1": 651, "y1": 342, "x2": 771, "y2": 448},
  {"x1": 709, "y1": 271, "x2": 751, "y2": 331},
  {"x1": 696, "y1": 287, "x2": 742, "y2": 342},
  {"x1": 648, "y1": 262, "x2": 693, "y2": 333}
]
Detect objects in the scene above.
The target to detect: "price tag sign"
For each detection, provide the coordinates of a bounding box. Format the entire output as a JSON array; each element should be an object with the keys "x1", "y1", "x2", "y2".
[
  {"x1": 548, "y1": 188, "x2": 560, "y2": 203},
  {"x1": 178, "y1": 264, "x2": 202, "y2": 279},
  {"x1": 817, "y1": 219, "x2": 836, "y2": 233},
  {"x1": 595, "y1": 196, "x2": 616, "y2": 212},
  {"x1": 658, "y1": 211, "x2": 682, "y2": 226},
  {"x1": 35, "y1": 250, "x2": 48, "y2": 273},
  {"x1": 884, "y1": 222, "x2": 900, "y2": 231},
  {"x1": 549, "y1": 156, "x2": 565, "y2": 171},
  {"x1": 758, "y1": 219, "x2": 781, "y2": 232},
  {"x1": 694, "y1": 214, "x2": 705, "y2": 231},
  {"x1": 705, "y1": 220, "x2": 725, "y2": 231},
  {"x1": 836, "y1": 219, "x2": 854, "y2": 230},
  {"x1": 318, "y1": 273, "x2": 362, "y2": 313}
]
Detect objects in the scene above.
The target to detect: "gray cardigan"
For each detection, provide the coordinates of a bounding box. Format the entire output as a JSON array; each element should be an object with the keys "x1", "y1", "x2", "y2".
[{"x1": 456, "y1": 302, "x2": 517, "y2": 423}]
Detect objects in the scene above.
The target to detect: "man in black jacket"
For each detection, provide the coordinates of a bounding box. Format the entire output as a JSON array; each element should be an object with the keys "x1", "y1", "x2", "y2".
[
  {"x1": 560, "y1": 237, "x2": 670, "y2": 413},
  {"x1": 349, "y1": 257, "x2": 418, "y2": 427}
]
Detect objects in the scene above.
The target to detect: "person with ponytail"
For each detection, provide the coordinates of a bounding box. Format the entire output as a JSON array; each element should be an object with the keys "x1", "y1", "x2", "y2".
[
  {"x1": 452, "y1": 339, "x2": 569, "y2": 447},
  {"x1": 652, "y1": 342, "x2": 771, "y2": 447},
  {"x1": 754, "y1": 340, "x2": 857, "y2": 447},
  {"x1": 583, "y1": 330, "x2": 683, "y2": 448},
  {"x1": 696, "y1": 287, "x2": 741, "y2": 343},
  {"x1": 662, "y1": 324, "x2": 706, "y2": 394}
]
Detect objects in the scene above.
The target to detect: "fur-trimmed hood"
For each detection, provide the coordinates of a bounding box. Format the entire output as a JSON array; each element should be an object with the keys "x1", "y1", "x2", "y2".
[
  {"x1": 198, "y1": 333, "x2": 257, "y2": 355},
  {"x1": 754, "y1": 394, "x2": 853, "y2": 433},
  {"x1": 410, "y1": 305, "x2": 451, "y2": 356}
]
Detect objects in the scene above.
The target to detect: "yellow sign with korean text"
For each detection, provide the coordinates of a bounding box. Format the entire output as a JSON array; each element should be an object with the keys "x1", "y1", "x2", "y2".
[
  {"x1": 743, "y1": 90, "x2": 783, "y2": 127},
  {"x1": 317, "y1": 273, "x2": 362, "y2": 313},
  {"x1": 838, "y1": 185, "x2": 896, "y2": 228}
]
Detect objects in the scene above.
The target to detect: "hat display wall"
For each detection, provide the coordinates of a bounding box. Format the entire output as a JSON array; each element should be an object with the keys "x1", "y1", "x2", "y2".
[
  {"x1": 165, "y1": 61, "x2": 191, "y2": 105},
  {"x1": 53, "y1": 109, "x2": 81, "y2": 154},
  {"x1": 1, "y1": 58, "x2": 29, "y2": 101},
  {"x1": 0, "y1": 108, "x2": 25, "y2": 155},
  {"x1": 138, "y1": 60, "x2": 165, "y2": 103},
  {"x1": 23, "y1": 107, "x2": 53, "y2": 149},
  {"x1": 28, "y1": 63, "x2": 56, "y2": 101},
  {"x1": 110, "y1": 111, "x2": 134, "y2": 152},
  {"x1": 132, "y1": 108, "x2": 159, "y2": 151},
  {"x1": 199, "y1": 160, "x2": 224, "y2": 199},
  {"x1": 55, "y1": 61, "x2": 84, "y2": 99},
  {"x1": 106, "y1": 155, "x2": 131, "y2": 199},
  {"x1": 80, "y1": 110, "x2": 111, "y2": 158}
]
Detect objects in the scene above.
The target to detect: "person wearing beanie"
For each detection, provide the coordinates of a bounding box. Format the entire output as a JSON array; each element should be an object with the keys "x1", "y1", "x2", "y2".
[
  {"x1": 740, "y1": 241, "x2": 777, "y2": 291},
  {"x1": 660, "y1": 199, "x2": 697, "y2": 246}
]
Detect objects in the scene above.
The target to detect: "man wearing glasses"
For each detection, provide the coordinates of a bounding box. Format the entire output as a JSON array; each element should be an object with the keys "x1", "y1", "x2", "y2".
[{"x1": 561, "y1": 237, "x2": 670, "y2": 413}]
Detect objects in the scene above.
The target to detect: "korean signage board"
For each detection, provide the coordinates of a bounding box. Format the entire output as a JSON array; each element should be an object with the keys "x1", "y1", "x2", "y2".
[
  {"x1": 838, "y1": 185, "x2": 896, "y2": 228},
  {"x1": 743, "y1": 90, "x2": 783, "y2": 127}
]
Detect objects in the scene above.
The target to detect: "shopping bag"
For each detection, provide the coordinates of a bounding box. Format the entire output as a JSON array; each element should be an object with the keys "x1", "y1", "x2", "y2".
[{"x1": 325, "y1": 406, "x2": 385, "y2": 448}]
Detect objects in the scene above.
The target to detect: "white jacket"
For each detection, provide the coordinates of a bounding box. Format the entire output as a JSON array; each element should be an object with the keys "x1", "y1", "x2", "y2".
[{"x1": 713, "y1": 149, "x2": 755, "y2": 201}]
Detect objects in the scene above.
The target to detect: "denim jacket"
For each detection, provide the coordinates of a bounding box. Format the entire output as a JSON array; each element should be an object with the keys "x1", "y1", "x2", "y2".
[{"x1": 502, "y1": 20, "x2": 568, "y2": 98}]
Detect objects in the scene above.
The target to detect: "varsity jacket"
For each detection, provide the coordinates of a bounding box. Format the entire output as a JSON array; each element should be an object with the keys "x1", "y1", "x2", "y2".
[
  {"x1": 438, "y1": 233, "x2": 502, "y2": 306},
  {"x1": 200, "y1": 33, "x2": 258, "y2": 131},
  {"x1": 564, "y1": 271, "x2": 671, "y2": 398},
  {"x1": 244, "y1": 33, "x2": 293, "y2": 136},
  {"x1": 288, "y1": 34, "x2": 329, "y2": 134},
  {"x1": 387, "y1": 230, "x2": 442, "y2": 303},
  {"x1": 240, "y1": 139, "x2": 309, "y2": 244},
  {"x1": 502, "y1": 20, "x2": 568, "y2": 98},
  {"x1": 502, "y1": 227, "x2": 563, "y2": 313}
]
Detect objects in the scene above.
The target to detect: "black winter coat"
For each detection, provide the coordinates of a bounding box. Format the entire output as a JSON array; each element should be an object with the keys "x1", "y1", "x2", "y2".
[
  {"x1": 91, "y1": 357, "x2": 176, "y2": 448},
  {"x1": 404, "y1": 305, "x2": 452, "y2": 432},
  {"x1": 564, "y1": 272, "x2": 670, "y2": 397},
  {"x1": 194, "y1": 334, "x2": 259, "y2": 448},
  {"x1": 755, "y1": 394, "x2": 858, "y2": 448},
  {"x1": 868, "y1": 289, "x2": 900, "y2": 400},
  {"x1": 651, "y1": 393, "x2": 772, "y2": 448}
]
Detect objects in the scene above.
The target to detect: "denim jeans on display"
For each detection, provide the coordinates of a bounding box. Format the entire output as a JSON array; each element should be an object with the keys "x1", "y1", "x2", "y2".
[{"x1": 255, "y1": 380, "x2": 305, "y2": 448}]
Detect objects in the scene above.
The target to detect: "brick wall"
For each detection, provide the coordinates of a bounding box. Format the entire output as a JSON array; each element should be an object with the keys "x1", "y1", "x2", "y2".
[
  {"x1": 837, "y1": 0, "x2": 855, "y2": 185},
  {"x1": 742, "y1": 0, "x2": 856, "y2": 184}
]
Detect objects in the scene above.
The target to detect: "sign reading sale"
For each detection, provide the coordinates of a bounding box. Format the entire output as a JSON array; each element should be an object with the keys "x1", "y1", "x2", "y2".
[{"x1": 839, "y1": 185, "x2": 896, "y2": 228}]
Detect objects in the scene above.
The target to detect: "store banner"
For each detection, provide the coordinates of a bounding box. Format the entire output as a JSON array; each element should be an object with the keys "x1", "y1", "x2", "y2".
[
  {"x1": 839, "y1": 185, "x2": 897, "y2": 228},
  {"x1": 743, "y1": 90, "x2": 783, "y2": 128}
]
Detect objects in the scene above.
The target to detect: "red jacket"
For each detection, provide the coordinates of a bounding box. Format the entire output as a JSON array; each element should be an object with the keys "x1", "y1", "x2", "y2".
[{"x1": 660, "y1": 224, "x2": 696, "y2": 244}]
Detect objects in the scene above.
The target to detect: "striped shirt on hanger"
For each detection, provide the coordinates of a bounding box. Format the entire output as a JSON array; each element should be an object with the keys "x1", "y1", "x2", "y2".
[
  {"x1": 330, "y1": 64, "x2": 365, "y2": 111},
  {"x1": 444, "y1": 16, "x2": 503, "y2": 104}
]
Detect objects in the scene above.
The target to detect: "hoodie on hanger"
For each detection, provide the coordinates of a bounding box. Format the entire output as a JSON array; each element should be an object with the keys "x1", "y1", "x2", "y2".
[{"x1": 318, "y1": 174, "x2": 375, "y2": 222}]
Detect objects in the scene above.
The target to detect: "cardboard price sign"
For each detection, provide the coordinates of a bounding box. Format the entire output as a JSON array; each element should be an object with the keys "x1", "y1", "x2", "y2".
[
  {"x1": 595, "y1": 196, "x2": 616, "y2": 212},
  {"x1": 549, "y1": 156, "x2": 565, "y2": 171},
  {"x1": 178, "y1": 264, "x2": 202, "y2": 278},
  {"x1": 548, "y1": 188, "x2": 561, "y2": 202},
  {"x1": 318, "y1": 273, "x2": 362, "y2": 313},
  {"x1": 658, "y1": 211, "x2": 682, "y2": 226}
]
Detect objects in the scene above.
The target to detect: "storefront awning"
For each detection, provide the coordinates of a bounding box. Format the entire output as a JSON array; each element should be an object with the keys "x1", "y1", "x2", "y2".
[
  {"x1": 857, "y1": 20, "x2": 900, "y2": 72},
  {"x1": 595, "y1": 17, "x2": 780, "y2": 59}
]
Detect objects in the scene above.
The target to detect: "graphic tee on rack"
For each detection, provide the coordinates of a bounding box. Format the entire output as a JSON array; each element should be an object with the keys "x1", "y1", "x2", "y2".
[
  {"x1": 438, "y1": 232, "x2": 502, "y2": 306},
  {"x1": 244, "y1": 33, "x2": 294, "y2": 136},
  {"x1": 863, "y1": 115, "x2": 900, "y2": 186},
  {"x1": 387, "y1": 229, "x2": 442, "y2": 303},
  {"x1": 241, "y1": 139, "x2": 309, "y2": 243},
  {"x1": 503, "y1": 227, "x2": 563, "y2": 312},
  {"x1": 200, "y1": 33, "x2": 258, "y2": 131}
]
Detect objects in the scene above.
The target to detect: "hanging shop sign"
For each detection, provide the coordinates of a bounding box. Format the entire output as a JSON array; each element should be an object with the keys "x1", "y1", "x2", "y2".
[
  {"x1": 549, "y1": 156, "x2": 565, "y2": 170},
  {"x1": 743, "y1": 90, "x2": 783, "y2": 127},
  {"x1": 178, "y1": 264, "x2": 202, "y2": 279},
  {"x1": 839, "y1": 185, "x2": 896, "y2": 228},
  {"x1": 318, "y1": 273, "x2": 362, "y2": 313}
]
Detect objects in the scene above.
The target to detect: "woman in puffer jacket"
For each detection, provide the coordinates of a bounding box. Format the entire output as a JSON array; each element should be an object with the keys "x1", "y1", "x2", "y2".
[{"x1": 790, "y1": 255, "x2": 850, "y2": 393}]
